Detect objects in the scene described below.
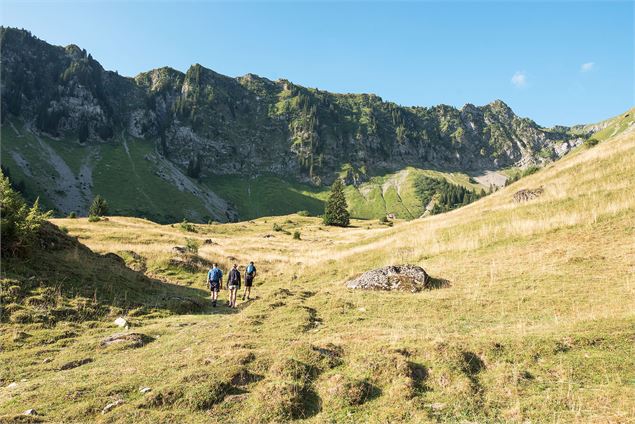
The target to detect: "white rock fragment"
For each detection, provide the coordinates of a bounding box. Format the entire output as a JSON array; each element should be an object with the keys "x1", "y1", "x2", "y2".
[
  {"x1": 7, "y1": 382, "x2": 18, "y2": 389},
  {"x1": 102, "y1": 399, "x2": 124, "y2": 414},
  {"x1": 139, "y1": 387, "x2": 151, "y2": 394},
  {"x1": 114, "y1": 317, "x2": 129, "y2": 329},
  {"x1": 23, "y1": 409, "x2": 37, "y2": 416}
]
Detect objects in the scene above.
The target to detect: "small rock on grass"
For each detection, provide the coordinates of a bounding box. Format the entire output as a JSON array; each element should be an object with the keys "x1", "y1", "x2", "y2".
[
  {"x1": 113, "y1": 317, "x2": 129, "y2": 329},
  {"x1": 139, "y1": 387, "x2": 151, "y2": 394},
  {"x1": 7, "y1": 382, "x2": 18, "y2": 389},
  {"x1": 23, "y1": 409, "x2": 37, "y2": 416},
  {"x1": 102, "y1": 399, "x2": 124, "y2": 414},
  {"x1": 59, "y1": 358, "x2": 93, "y2": 371},
  {"x1": 100, "y1": 333, "x2": 154, "y2": 348}
]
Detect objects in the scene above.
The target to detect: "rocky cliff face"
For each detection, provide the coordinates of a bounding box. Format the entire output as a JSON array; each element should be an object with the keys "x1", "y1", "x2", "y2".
[{"x1": 1, "y1": 27, "x2": 584, "y2": 188}]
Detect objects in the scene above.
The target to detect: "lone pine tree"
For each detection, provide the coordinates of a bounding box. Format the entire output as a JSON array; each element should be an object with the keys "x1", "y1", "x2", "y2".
[{"x1": 323, "y1": 178, "x2": 350, "y2": 227}]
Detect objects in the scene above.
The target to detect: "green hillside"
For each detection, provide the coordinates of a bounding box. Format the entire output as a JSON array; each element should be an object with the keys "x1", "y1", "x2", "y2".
[
  {"x1": 2, "y1": 119, "x2": 490, "y2": 222},
  {"x1": 0, "y1": 119, "x2": 233, "y2": 223}
]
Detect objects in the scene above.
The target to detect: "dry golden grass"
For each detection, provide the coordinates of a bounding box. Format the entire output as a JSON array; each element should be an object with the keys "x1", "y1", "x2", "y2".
[{"x1": 2, "y1": 128, "x2": 633, "y2": 423}]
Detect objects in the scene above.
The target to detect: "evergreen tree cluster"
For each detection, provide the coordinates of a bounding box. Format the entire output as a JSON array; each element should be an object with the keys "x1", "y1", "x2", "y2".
[
  {"x1": 0, "y1": 165, "x2": 26, "y2": 195},
  {"x1": 0, "y1": 170, "x2": 51, "y2": 257},
  {"x1": 414, "y1": 176, "x2": 486, "y2": 215}
]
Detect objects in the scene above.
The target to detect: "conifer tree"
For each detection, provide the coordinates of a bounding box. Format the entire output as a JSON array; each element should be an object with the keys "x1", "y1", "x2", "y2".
[
  {"x1": 323, "y1": 178, "x2": 350, "y2": 227},
  {"x1": 89, "y1": 195, "x2": 108, "y2": 217}
]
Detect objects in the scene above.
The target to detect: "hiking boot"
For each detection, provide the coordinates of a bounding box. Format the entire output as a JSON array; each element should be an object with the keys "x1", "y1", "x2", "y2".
[
  {"x1": 212, "y1": 301, "x2": 217, "y2": 307},
  {"x1": 242, "y1": 295, "x2": 245, "y2": 301}
]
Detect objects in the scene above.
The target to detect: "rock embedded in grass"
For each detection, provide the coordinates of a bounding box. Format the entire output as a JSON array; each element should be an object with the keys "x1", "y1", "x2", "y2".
[
  {"x1": 346, "y1": 265, "x2": 430, "y2": 292},
  {"x1": 102, "y1": 399, "x2": 124, "y2": 414},
  {"x1": 513, "y1": 187, "x2": 544, "y2": 202},
  {"x1": 100, "y1": 333, "x2": 154, "y2": 348},
  {"x1": 59, "y1": 357, "x2": 93, "y2": 370}
]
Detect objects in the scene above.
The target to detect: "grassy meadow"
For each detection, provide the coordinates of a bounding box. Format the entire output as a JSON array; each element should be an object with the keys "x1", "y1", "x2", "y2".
[{"x1": 1, "y1": 126, "x2": 634, "y2": 422}]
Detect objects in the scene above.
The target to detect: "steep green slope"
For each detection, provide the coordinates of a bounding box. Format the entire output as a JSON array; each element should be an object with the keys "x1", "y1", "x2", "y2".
[
  {"x1": 0, "y1": 119, "x2": 234, "y2": 223},
  {"x1": 584, "y1": 107, "x2": 635, "y2": 141}
]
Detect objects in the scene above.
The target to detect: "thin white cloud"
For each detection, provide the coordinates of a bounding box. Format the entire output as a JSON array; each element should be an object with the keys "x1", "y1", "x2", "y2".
[
  {"x1": 511, "y1": 71, "x2": 527, "y2": 88},
  {"x1": 581, "y1": 62, "x2": 595, "y2": 72}
]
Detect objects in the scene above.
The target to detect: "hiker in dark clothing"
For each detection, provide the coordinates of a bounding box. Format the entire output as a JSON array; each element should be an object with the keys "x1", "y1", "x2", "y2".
[
  {"x1": 242, "y1": 261, "x2": 257, "y2": 301},
  {"x1": 207, "y1": 263, "x2": 223, "y2": 307},
  {"x1": 227, "y1": 264, "x2": 241, "y2": 308}
]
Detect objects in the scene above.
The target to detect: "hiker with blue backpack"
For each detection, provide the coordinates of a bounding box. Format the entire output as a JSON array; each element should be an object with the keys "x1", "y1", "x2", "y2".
[
  {"x1": 207, "y1": 263, "x2": 223, "y2": 307},
  {"x1": 242, "y1": 261, "x2": 257, "y2": 301}
]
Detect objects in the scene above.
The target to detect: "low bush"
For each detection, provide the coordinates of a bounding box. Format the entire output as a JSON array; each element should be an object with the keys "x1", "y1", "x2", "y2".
[
  {"x1": 293, "y1": 230, "x2": 301, "y2": 240},
  {"x1": 184, "y1": 238, "x2": 200, "y2": 254},
  {"x1": 180, "y1": 219, "x2": 196, "y2": 232},
  {"x1": 88, "y1": 215, "x2": 101, "y2": 223}
]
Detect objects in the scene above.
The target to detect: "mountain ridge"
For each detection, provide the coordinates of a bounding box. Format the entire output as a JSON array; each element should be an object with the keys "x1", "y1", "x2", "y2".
[{"x1": 0, "y1": 27, "x2": 599, "y2": 221}]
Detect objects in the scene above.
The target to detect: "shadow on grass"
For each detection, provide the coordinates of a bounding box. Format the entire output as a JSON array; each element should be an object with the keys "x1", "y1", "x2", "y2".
[{"x1": 426, "y1": 275, "x2": 452, "y2": 289}]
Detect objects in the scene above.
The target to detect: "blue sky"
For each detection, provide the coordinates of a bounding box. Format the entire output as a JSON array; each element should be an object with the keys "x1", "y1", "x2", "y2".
[{"x1": 2, "y1": 1, "x2": 633, "y2": 126}]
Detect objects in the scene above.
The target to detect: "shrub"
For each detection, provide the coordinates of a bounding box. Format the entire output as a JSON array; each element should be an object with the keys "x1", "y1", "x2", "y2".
[
  {"x1": 88, "y1": 195, "x2": 108, "y2": 217},
  {"x1": 323, "y1": 179, "x2": 350, "y2": 227},
  {"x1": 293, "y1": 230, "x2": 301, "y2": 240},
  {"x1": 60, "y1": 226, "x2": 69, "y2": 234},
  {"x1": 379, "y1": 215, "x2": 389, "y2": 223},
  {"x1": 0, "y1": 171, "x2": 51, "y2": 257},
  {"x1": 68, "y1": 211, "x2": 77, "y2": 219},
  {"x1": 88, "y1": 215, "x2": 101, "y2": 222},
  {"x1": 297, "y1": 210, "x2": 310, "y2": 217},
  {"x1": 184, "y1": 238, "x2": 200, "y2": 254},
  {"x1": 585, "y1": 138, "x2": 600, "y2": 148},
  {"x1": 180, "y1": 219, "x2": 196, "y2": 232},
  {"x1": 273, "y1": 223, "x2": 284, "y2": 232},
  {"x1": 521, "y1": 166, "x2": 540, "y2": 178}
]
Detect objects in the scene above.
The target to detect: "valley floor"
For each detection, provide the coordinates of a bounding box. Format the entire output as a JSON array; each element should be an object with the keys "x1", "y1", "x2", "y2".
[{"x1": 1, "y1": 128, "x2": 634, "y2": 422}]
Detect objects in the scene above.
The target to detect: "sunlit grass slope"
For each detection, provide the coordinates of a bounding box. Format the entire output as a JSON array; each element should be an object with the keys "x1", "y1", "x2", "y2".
[{"x1": 1, "y1": 127, "x2": 634, "y2": 423}]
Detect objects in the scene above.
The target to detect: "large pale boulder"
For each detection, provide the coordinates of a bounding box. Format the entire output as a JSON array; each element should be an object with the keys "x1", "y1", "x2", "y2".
[{"x1": 346, "y1": 265, "x2": 430, "y2": 292}]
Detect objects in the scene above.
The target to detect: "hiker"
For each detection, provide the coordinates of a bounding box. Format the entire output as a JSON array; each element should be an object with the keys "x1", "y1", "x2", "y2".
[
  {"x1": 207, "y1": 263, "x2": 223, "y2": 307},
  {"x1": 242, "y1": 261, "x2": 257, "y2": 301},
  {"x1": 227, "y1": 264, "x2": 241, "y2": 308}
]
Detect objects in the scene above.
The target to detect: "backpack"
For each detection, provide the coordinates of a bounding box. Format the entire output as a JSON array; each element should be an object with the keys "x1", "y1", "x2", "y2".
[
  {"x1": 211, "y1": 267, "x2": 222, "y2": 282},
  {"x1": 246, "y1": 264, "x2": 255, "y2": 275}
]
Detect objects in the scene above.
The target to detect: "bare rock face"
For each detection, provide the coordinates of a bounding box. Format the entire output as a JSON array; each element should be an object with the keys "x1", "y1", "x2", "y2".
[
  {"x1": 513, "y1": 187, "x2": 544, "y2": 202},
  {"x1": 346, "y1": 265, "x2": 430, "y2": 292}
]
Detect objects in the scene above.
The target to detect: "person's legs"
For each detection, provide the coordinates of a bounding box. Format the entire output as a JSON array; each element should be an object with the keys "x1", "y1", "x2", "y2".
[
  {"x1": 211, "y1": 287, "x2": 218, "y2": 306},
  {"x1": 232, "y1": 288, "x2": 237, "y2": 307}
]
